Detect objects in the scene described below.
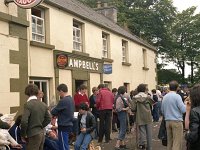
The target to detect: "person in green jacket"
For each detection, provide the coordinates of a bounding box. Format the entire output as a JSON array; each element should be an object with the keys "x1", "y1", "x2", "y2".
[
  {"x1": 21, "y1": 84, "x2": 51, "y2": 150},
  {"x1": 131, "y1": 84, "x2": 154, "y2": 150}
]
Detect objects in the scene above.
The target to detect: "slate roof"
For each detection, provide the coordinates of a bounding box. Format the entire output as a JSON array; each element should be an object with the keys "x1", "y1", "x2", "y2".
[{"x1": 44, "y1": 0, "x2": 156, "y2": 51}]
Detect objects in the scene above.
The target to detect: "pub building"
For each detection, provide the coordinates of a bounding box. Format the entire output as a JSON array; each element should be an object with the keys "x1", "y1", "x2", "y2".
[{"x1": 0, "y1": 0, "x2": 157, "y2": 114}]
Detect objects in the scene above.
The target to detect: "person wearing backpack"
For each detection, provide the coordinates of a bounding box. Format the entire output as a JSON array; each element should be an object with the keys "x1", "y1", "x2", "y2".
[
  {"x1": 114, "y1": 86, "x2": 130, "y2": 150},
  {"x1": 130, "y1": 84, "x2": 154, "y2": 150}
]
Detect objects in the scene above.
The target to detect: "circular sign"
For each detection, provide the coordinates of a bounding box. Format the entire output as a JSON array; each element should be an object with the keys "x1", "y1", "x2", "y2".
[
  {"x1": 57, "y1": 54, "x2": 68, "y2": 68},
  {"x1": 14, "y1": 0, "x2": 43, "y2": 9}
]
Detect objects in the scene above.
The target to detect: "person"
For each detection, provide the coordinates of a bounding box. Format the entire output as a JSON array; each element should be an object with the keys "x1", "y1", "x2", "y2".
[
  {"x1": 131, "y1": 84, "x2": 154, "y2": 150},
  {"x1": 89, "y1": 87, "x2": 99, "y2": 137},
  {"x1": 112, "y1": 88, "x2": 118, "y2": 132},
  {"x1": 185, "y1": 84, "x2": 200, "y2": 150},
  {"x1": 21, "y1": 84, "x2": 51, "y2": 150},
  {"x1": 96, "y1": 84, "x2": 114, "y2": 143},
  {"x1": 161, "y1": 80, "x2": 186, "y2": 150},
  {"x1": 74, "y1": 103, "x2": 96, "y2": 150},
  {"x1": 37, "y1": 90, "x2": 44, "y2": 101},
  {"x1": 151, "y1": 89, "x2": 159, "y2": 122},
  {"x1": 0, "y1": 119, "x2": 10, "y2": 130},
  {"x1": 0, "y1": 128, "x2": 22, "y2": 150},
  {"x1": 8, "y1": 115, "x2": 26, "y2": 150},
  {"x1": 114, "y1": 86, "x2": 129, "y2": 150},
  {"x1": 51, "y1": 83, "x2": 74, "y2": 150},
  {"x1": 156, "y1": 87, "x2": 163, "y2": 116},
  {"x1": 74, "y1": 84, "x2": 90, "y2": 112}
]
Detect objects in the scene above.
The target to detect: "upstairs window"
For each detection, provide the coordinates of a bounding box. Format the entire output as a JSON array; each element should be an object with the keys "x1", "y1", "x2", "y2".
[
  {"x1": 73, "y1": 22, "x2": 82, "y2": 51},
  {"x1": 102, "y1": 33, "x2": 109, "y2": 58},
  {"x1": 122, "y1": 40, "x2": 128, "y2": 62},
  {"x1": 143, "y1": 48, "x2": 147, "y2": 68},
  {"x1": 31, "y1": 8, "x2": 45, "y2": 43}
]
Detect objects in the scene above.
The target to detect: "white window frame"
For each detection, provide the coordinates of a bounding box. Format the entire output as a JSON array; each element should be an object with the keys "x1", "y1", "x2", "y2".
[
  {"x1": 73, "y1": 23, "x2": 82, "y2": 51},
  {"x1": 31, "y1": 8, "x2": 45, "y2": 43},
  {"x1": 122, "y1": 41, "x2": 127, "y2": 62},
  {"x1": 29, "y1": 79, "x2": 49, "y2": 106},
  {"x1": 102, "y1": 33, "x2": 108, "y2": 58}
]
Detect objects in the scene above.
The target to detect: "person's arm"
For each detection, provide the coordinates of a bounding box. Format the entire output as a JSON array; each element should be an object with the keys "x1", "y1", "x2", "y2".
[
  {"x1": 42, "y1": 108, "x2": 51, "y2": 128},
  {"x1": 86, "y1": 114, "x2": 96, "y2": 133},
  {"x1": 177, "y1": 95, "x2": 186, "y2": 113},
  {"x1": 21, "y1": 103, "x2": 30, "y2": 138},
  {"x1": 184, "y1": 97, "x2": 191, "y2": 130},
  {"x1": 51, "y1": 100, "x2": 65, "y2": 116}
]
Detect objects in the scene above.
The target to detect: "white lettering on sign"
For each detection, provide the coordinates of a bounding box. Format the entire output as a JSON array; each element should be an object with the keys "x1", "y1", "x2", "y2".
[
  {"x1": 68, "y1": 58, "x2": 99, "y2": 71},
  {"x1": 14, "y1": 0, "x2": 43, "y2": 9}
]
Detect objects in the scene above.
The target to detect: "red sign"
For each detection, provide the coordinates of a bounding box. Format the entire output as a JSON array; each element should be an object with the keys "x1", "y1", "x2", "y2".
[
  {"x1": 56, "y1": 54, "x2": 68, "y2": 69},
  {"x1": 14, "y1": 0, "x2": 43, "y2": 9}
]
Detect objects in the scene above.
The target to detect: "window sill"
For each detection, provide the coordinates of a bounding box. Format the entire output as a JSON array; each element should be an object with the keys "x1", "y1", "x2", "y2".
[
  {"x1": 102, "y1": 58, "x2": 113, "y2": 63},
  {"x1": 72, "y1": 50, "x2": 89, "y2": 57},
  {"x1": 122, "y1": 62, "x2": 131, "y2": 66},
  {"x1": 143, "y1": 67, "x2": 149, "y2": 71},
  {"x1": 30, "y1": 41, "x2": 55, "y2": 50}
]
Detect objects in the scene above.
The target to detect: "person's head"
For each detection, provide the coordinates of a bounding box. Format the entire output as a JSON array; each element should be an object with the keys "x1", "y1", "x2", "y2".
[
  {"x1": 79, "y1": 84, "x2": 87, "y2": 94},
  {"x1": 137, "y1": 84, "x2": 148, "y2": 93},
  {"x1": 151, "y1": 89, "x2": 156, "y2": 94},
  {"x1": 92, "y1": 87, "x2": 98, "y2": 95},
  {"x1": 37, "y1": 90, "x2": 44, "y2": 100},
  {"x1": 79, "y1": 102, "x2": 89, "y2": 114},
  {"x1": 169, "y1": 80, "x2": 179, "y2": 91},
  {"x1": 25, "y1": 84, "x2": 39, "y2": 97},
  {"x1": 98, "y1": 84, "x2": 105, "y2": 89},
  {"x1": 15, "y1": 115, "x2": 22, "y2": 126},
  {"x1": 117, "y1": 86, "x2": 126, "y2": 95},
  {"x1": 190, "y1": 84, "x2": 200, "y2": 107},
  {"x1": 0, "y1": 113, "x2": 3, "y2": 117},
  {"x1": 57, "y1": 84, "x2": 68, "y2": 98},
  {"x1": 112, "y1": 88, "x2": 117, "y2": 95}
]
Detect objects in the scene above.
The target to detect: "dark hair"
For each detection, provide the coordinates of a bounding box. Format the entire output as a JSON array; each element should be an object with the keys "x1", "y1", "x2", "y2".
[
  {"x1": 112, "y1": 88, "x2": 117, "y2": 93},
  {"x1": 190, "y1": 84, "x2": 200, "y2": 107},
  {"x1": 79, "y1": 102, "x2": 89, "y2": 111},
  {"x1": 151, "y1": 89, "x2": 156, "y2": 94},
  {"x1": 137, "y1": 84, "x2": 147, "y2": 93},
  {"x1": 15, "y1": 115, "x2": 22, "y2": 126},
  {"x1": 0, "y1": 113, "x2": 3, "y2": 117},
  {"x1": 169, "y1": 80, "x2": 179, "y2": 91},
  {"x1": 92, "y1": 87, "x2": 98, "y2": 93},
  {"x1": 79, "y1": 84, "x2": 87, "y2": 90},
  {"x1": 57, "y1": 84, "x2": 68, "y2": 92},
  {"x1": 98, "y1": 84, "x2": 105, "y2": 89},
  {"x1": 25, "y1": 84, "x2": 39, "y2": 96},
  {"x1": 117, "y1": 86, "x2": 126, "y2": 95}
]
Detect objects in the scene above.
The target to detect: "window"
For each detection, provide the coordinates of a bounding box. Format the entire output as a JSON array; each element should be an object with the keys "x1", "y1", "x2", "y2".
[
  {"x1": 102, "y1": 33, "x2": 108, "y2": 58},
  {"x1": 143, "y1": 49, "x2": 147, "y2": 68},
  {"x1": 73, "y1": 22, "x2": 82, "y2": 51},
  {"x1": 29, "y1": 79, "x2": 49, "y2": 105},
  {"x1": 122, "y1": 40, "x2": 128, "y2": 62},
  {"x1": 123, "y1": 83, "x2": 130, "y2": 93},
  {"x1": 31, "y1": 8, "x2": 45, "y2": 43}
]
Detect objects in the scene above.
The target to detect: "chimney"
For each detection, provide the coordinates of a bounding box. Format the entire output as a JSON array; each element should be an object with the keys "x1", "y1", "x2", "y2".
[{"x1": 95, "y1": 1, "x2": 118, "y2": 23}]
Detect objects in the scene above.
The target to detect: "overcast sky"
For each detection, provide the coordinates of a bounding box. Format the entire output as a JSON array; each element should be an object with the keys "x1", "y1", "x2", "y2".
[{"x1": 173, "y1": 0, "x2": 200, "y2": 12}]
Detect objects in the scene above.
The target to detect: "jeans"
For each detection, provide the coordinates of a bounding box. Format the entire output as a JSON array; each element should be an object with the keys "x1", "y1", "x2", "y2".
[
  {"x1": 152, "y1": 103, "x2": 159, "y2": 121},
  {"x1": 44, "y1": 137, "x2": 59, "y2": 150},
  {"x1": 117, "y1": 111, "x2": 127, "y2": 140},
  {"x1": 58, "y1": 129, "x2": 71, "y2": 150},
  {"x1": 74, "y1": 133, "x2": 92, "y2": 150}
]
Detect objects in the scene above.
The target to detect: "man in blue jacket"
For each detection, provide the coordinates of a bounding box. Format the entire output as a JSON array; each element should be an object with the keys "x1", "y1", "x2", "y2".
[{"x1": 51, "y1": 84, "x2": 75, "y2": 150}]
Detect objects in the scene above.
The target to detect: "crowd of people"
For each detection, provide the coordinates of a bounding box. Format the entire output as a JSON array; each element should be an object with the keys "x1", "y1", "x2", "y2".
[{"x1": 1, "y1": 80, "x2": 200, "y2": 150}]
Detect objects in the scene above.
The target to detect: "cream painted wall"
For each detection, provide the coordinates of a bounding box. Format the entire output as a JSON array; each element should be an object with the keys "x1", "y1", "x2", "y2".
[
  {"x1": 90, "y1": 73, "x2": 101, "y2": 94},
  {"x1": 28, "y1": 3, "x2": 157, "y2": 95},
  {"x1": 0, "y1": 2, "x2": 18, "y2": 17},
  {"x1": 29, "y1": 46, "x2": 54, "y2": 77},
  {"x1": 0, "y1": 29, "x2": 20, "y2": 114},
  {"x1": 59, "y1": 70, "x2": 72, "y2": 96}
]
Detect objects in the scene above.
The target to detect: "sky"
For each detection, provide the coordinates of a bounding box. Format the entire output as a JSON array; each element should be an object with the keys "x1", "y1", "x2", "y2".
[{"x1": 162, "y1": 0, "x2": 200, "y2": 77}]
